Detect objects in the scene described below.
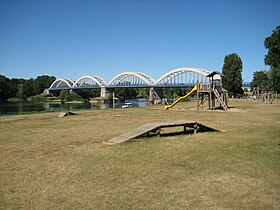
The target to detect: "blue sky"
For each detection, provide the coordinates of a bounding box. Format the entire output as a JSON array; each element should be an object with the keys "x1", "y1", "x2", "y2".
[{"x1": 0, "y1": 0, "x2": 279, "y2": 82}]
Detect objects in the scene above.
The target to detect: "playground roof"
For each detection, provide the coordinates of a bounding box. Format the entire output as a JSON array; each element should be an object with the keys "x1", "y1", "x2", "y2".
[{"x1": 206, "y1": 71, "x2": 222, "y2": 78}]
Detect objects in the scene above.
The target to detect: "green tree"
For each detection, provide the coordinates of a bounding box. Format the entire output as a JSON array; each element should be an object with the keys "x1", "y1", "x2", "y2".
[
  {"x1": 251, "y1": 71, "x2": 271, "y2": 91},
  {"x1": 33, "y1": 75, "x2": 56, "y2": 95},
  {"x1": 0, "y1": 75, "x2": 10, "y2": 100},
  {"x1": 0, "y1": 74, "x2": 56, "y2": 100},
  {"x1": 264, "y1": 26, "x2": 280, "y2": 91},
  {"x1": 115, "y1": 88, "x2": 138, "y2": 101},
  {"x1": 9, "y1": 78, "x2": 20, "y2": 97},
  {"x1": 60, "y1": 90, "x2": 71, "y2": 101},
  {"x1": 161, "y1": 87, "x2": 191, "y2": 99},
  {"x1": 222, "y1": 53, "x2": 243, "y2": 97},
  {"x1": 59, "y1": 90, "x2": 82, "y2": 101},
  {"x1": 136, "y1": 88, "x2": 149, "y2": 98},
  {"x1": 16, "y1": 84, "x2": 24, "y2": 99},
  {"x1": 77, "y1": 89, "x2": 100, "y2": 99},
  {"x1": 22, "y1": 79, "x2": 35, "y2": 99}
]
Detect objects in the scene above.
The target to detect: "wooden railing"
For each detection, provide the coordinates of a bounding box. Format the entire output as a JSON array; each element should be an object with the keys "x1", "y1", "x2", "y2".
[{"x1": 197, "y1": 83, "x2": 223, "y2": 92}]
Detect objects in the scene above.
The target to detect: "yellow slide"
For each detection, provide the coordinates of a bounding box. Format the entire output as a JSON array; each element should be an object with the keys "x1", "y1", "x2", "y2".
[{"x1": 164, "y1": 85, "x2": 199, "y2": 110}]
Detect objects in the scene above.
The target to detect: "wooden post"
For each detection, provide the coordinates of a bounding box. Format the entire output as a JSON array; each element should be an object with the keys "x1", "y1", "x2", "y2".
[
  {"x1": 113, "y1": 92, "x2": 115, "y2": 112},
  {"x1": 194, "y1": 123, "x2": 199, "y2": 134},
  {"x1": 196, "y1": 85, "x2": 199, "y2": 110},
  {"x1": 208, "y1": 92, "x2": 211, "y2": 110},
  {"x1": 156, "y1": 128, "x2": 161, "y2": 136},
  {"x1": 212, "y1": 85, "x2": 216, "y2": 109},
  {"x1": 201, "y1": 93, "x2": 204, "y2": 109},
  {"x1": 209, "y1": 84, "x2": 212, "y2": 110}
]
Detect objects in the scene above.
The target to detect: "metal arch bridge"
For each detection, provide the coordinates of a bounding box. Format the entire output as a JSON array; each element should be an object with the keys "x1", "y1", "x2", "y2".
[{"x1": 47, "y1": 67, "x2": 221, "y2": 91}]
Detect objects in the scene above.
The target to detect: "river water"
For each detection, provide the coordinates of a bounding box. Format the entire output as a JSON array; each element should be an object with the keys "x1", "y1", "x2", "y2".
[{"x1": 0, "y1": 99, "x2": 150, "y2": 115}]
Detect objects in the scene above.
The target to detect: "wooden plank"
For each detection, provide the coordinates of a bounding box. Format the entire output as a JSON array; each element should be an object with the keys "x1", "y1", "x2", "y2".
[
  {"x1": 108, "y1": 123, "x2": 158, "y2": 144},
  {"x1": 108, "y1": 121, "x2": 197, "y2": 144},
  {"x1": 58, "y1": 111, "x2": 76, "y2": 118}
]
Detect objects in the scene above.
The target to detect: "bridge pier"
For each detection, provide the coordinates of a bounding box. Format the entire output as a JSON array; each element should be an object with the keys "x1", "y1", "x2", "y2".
[
  {"x1": 100, "y1": 87, "x2": 110, "y2": 99},
  {"x1": 42, "y1": 89, "x2": 50, "y2": 95},
  {"x1": 149, "y1": 88, "x2": 164, "y2": 103},
  {"x1": 149, "y1": 88, "x2": 155, "y2": 102}
]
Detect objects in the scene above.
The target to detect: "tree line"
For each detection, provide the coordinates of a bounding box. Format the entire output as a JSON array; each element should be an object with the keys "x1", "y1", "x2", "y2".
[{"x1": 0, "y1": 75, "x2": 56, "y2": 100}]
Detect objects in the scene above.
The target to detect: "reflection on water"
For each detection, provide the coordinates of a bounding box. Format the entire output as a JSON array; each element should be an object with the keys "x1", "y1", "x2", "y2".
[{"x1": 0, "y1": 99, "x2": 150, "y2": 115}]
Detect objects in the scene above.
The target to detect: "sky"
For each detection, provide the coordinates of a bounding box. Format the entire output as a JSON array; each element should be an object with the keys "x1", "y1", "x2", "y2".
[{"x1": 0, "y1": 0, "x2": 279, "y2": 82}]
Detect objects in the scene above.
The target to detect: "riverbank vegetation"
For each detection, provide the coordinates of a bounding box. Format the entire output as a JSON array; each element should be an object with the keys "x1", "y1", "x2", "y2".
[
  {"x1": 0, "y1": 75, "x2": 56, "y2": 100},
  {"x1": 0, "y1": 100, "x2": 279, "y2": 209}
]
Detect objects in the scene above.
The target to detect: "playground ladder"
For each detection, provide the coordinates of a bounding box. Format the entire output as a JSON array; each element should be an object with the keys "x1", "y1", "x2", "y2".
[{"x1": 213, "y1": 89, "x2": 228, "y2": 110}]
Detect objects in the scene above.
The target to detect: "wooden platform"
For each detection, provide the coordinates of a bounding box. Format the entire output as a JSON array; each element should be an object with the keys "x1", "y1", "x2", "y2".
[{"x1": 108, "y1": 121, "x2": 205, "y2": 144}]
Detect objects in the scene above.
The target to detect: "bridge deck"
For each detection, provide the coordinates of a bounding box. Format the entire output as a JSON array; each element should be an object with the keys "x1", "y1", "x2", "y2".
[{"x1": 108, "y1": 121, "x2": 199, "y2": 144}]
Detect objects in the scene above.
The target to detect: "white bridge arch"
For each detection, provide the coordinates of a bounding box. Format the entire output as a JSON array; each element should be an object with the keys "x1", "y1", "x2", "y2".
[
  {"x1": 107, "y1": 72, "x2": 155, "y2": 87},
  {"x1": 155, "y1": 67, "x2": 217, "y2": 86},
  {"x1": 73, "y1": 76, "x2": 107, "y2": 88},
  {"x1": 47, "y1": 67, "x2": 220, "y2": 90},
  {"x1": 49, "y1": 78, "x2": 75, "y2": 89}
]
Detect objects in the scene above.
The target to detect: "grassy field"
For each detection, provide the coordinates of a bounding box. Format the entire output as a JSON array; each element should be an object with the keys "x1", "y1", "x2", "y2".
[{"x1": 0, "y1": 100, "x2": 279, "y2": 209}]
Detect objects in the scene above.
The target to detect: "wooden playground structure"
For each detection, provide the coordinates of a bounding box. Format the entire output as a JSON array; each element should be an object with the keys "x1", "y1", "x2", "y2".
[
  {"x1": 165, "y1": 71, "x2": 229, "y2": 111},
  {"x1": 251, "y1": 87, "x2": 278, "y2": 104},
  {"x1": 196, "y1": 71, "x2": 228, "y2": 110}
]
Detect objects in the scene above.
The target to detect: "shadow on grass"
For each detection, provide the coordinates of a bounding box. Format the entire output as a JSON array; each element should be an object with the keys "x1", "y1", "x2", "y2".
[
  {"x1": 211, "y1": 106, "x2": 235, "y2": 110},
  {"x1": 138, "y1": 124, "x2": 219, "y2": 139}
]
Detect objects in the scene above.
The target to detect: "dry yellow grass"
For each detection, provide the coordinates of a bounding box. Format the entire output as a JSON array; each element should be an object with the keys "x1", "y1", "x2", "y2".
[{"x1": 0, "y1": 100, "x2": 280, "y2": 209}]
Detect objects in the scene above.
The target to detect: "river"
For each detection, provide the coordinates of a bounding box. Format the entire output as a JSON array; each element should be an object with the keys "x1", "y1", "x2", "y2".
[{"x1": 0, "y1": 99, "x2": 150, "y2": 115}]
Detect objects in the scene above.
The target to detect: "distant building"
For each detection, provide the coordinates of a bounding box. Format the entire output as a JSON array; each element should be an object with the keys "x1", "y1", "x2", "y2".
[{"x1": 242, "y1": 82, "x2": 251, "y2": 91}]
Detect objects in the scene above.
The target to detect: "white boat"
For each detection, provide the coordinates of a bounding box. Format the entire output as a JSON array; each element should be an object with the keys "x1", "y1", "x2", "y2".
[{"x1": 121, "y1": 102, "x2": 133, "y2": 108}]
